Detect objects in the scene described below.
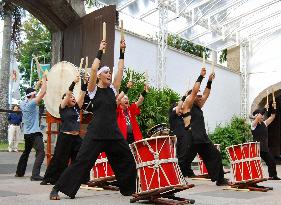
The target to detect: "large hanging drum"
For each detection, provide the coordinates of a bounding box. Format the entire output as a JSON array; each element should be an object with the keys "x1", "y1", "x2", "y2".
[{"x1": 45, "y1": 61, "x2": 81, "y2": 118}]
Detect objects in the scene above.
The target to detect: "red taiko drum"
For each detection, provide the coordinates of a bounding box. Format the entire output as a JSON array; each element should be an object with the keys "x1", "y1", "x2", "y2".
[
  {"x1": 226, "y1": 142, "x2": 263, "y2": 183},
  {"x1": 130, "y1": 136, "x2": 185, "y2": 193},
  {"x1": 92, "y1": 152, "x2": 115, "y2": 179}
]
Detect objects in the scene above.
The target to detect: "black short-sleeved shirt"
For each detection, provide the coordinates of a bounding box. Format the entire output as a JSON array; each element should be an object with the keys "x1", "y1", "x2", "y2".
[
  {"x1": 88, "y1": 85, "x2": 124, "y2": 140},
  {"x1": 169, "y1": 108, "x2": 186, "y2": 137},
  {"x1": 59, "y1": 104, "x2": 80, "y2": 132},
  {"x1": 251, "y1": 121, "x2": 268, "y2": 152},
  {"x1": 190, "y1": 105, "x2": 211, "y2": 144}
]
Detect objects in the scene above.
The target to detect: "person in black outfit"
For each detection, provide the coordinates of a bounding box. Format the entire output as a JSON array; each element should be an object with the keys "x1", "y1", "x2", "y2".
[
  {"x1": 50, "y1": 40, "x2": 136, "y2": 200},
  {"x1": 251, "y1": 102, "x2": 280, "y2": 180},
  {"x1": 169, "y1": 68, "x2": 206, "y2": 179},
  {"x1": 41, "y1": 75, "x2": 87, "y2": 185},
  {"x1": 185, "y1": 72, "x2": 229, "y2": 186}
]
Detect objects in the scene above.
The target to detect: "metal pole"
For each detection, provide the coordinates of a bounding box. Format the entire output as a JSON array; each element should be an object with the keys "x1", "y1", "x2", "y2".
[{"x1": 240, "y1": 42, "x2": 249, "y2": 119}]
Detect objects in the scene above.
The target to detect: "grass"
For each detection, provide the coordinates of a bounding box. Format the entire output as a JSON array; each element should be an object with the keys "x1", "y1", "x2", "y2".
[{"x1": 0, "y1": 141, "x2": 25, "y2": 151}]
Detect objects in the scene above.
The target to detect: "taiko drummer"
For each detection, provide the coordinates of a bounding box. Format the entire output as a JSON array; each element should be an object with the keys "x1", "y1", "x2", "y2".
[
  {"x1": 50, "y1": 40, "x2": 137, "y2": 200},
  {"x1": 251, "y1": 102, "x2": 280, "y2": 180}
]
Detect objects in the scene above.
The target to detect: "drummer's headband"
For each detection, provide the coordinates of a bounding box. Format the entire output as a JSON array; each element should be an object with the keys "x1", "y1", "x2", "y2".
[
  {"x1": 97, "y1": 66, "x2": 110, "y2": 75},
  {"x1": 26, "y1": 91, "x2": 36, "y2": 97}
]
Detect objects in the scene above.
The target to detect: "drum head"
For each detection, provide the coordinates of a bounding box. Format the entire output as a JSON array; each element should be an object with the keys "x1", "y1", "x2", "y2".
[
  {"x1": 45, "y1": 61, "x2": 81, "y2": 118},
  {"x1": 147, "y1": 123, "x2": 170, "y2": 138}
]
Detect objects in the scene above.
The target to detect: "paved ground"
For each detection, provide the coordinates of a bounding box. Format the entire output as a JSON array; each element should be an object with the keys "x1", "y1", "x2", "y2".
[{"x1": 1, "y1": 151, "x2": 281, "y2": 205}]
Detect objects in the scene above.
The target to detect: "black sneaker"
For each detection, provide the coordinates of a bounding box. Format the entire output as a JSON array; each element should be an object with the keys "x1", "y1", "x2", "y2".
[
  {"x1": 30, "y1": 176, "x2": 44, "y2": 181},
  {"x1": 40, "y1": 180, "x2": 48, "y2": 185},
  {"x1": 269, "y1": 176, "x2": 281, "y2": 180},
  {"x1": 50, "y1": 187, "x2": 60, "y2": 200},
  {"x1": 216, "y1": 178, "x2": 230, "y2": 186}
]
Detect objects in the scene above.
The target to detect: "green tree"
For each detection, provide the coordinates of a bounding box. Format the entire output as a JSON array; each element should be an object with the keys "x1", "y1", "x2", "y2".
[
  {"x1": 16, "y1": 15, "x2": 51, "y2": 96},
  {"x1": 209, "y1": 116, "x2": 252, "y2": 165},
  {"x1": 120, "y1": 69, "x2": 179, "y2": 137}
]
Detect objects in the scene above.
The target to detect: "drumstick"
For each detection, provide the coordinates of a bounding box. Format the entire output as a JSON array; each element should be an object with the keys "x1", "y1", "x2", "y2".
[
  {"x1": 266, "y1": 89, "x2": 269, "y2": 111},
  {"x1": 32, "y1": 54, "x2": 42, "y2": 80},
  {"x1": 129, "y1": 70, "x2": 133, "y2": 82},
  {"x1": 84, "y1": 56, "x2": 88, "y2": 79},
  {"x1": 112, "y1": 66, "x2": 115, "y2": 84},
  {"x1": 120, "y1": 20, "x2": 125, "y2": 53},
  {"x1": 103, "y1": 22, "x2": 106, "y2": 54},
  {"x1": 211, "y1": 59, "x2": 215, "y2": 74},
  {"x1": 202, "y1": 52, "x2": 206, "y2": 68},
  {"x1": 145, "y1": 70, "x2": 149, "y2": 85},
  {"x1": 79, "y1": 58, "x2": 84, "y2": 76},
  {"x1": 272, "y1": 88, "x2": 276, "y2": 103}
]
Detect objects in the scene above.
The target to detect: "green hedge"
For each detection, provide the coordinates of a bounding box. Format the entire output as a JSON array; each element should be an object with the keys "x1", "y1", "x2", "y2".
[{"x1": 209, "y1": 116, "x2": 252, "y2": 165}]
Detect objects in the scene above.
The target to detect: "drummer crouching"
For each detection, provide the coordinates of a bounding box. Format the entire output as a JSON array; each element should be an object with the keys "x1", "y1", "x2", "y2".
[
  {"x1": 41, "y1": 75, "x2": 87, "y2": 185},
  {"x1": 251, "y1": 102, "x2": 280, "y2": 180},
  {"x1": 116, "y1": 81, "x2": 148, "y2": 144}
]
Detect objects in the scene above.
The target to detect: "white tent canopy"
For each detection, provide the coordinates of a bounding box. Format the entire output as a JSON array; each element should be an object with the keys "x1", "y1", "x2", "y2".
[{"x1": 97, "y1": 0, "x2": 281, "y2": 51}]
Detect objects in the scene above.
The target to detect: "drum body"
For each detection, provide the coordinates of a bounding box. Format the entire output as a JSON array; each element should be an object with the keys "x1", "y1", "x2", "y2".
[
  {"x1": 198, "y1": 144, "x2": 220, "y2": 175},
  {"x1": 92, "y1": 152, "x2": 115, "y2": 179},
  {"x1": 226, "y1": 142, "x2": 263, "y2": 183},
  {"x1": 45, "y1": 61, "x2": 81, "y2": 118},
  {"x1": 130, "y1": 136, "x2": 185, "y2": 193}
]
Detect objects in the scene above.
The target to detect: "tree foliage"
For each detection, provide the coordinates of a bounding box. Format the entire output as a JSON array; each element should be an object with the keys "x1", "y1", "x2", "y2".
[
  {"x1": 16, "y1": 15, "x2": 51, "y2": 96},
  {"x1": 209, "y1": 117, "x2": 252, "y2": 165},
  {"x1": 0, "y1": 1, "x2": 24, "y2": 46},
  {"x1": 167, "y1": 34, "x2": 210, "y2": 58},
  {"x1": 120, "y1": 69, "x2": 179, "y2": 137}
]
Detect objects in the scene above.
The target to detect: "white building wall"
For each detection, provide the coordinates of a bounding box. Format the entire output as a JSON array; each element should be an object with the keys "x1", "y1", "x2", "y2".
[
  {"x1": 114, "y1": 30, "x2": 241, "y2": 132},
  {"x1": 248, "y1": 33, "x2": 281, "y2": 111}
]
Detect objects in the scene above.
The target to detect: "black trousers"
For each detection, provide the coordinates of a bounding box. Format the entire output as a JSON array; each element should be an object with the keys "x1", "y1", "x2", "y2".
[
  {"x1": 176, "y1": 130, "x2": 193, "y2": 177},
  {"x1": 43, "y1": 133, "x2": 83, "y2": 184},
  {"x1": 261, "y1": 151, "x2": 277, "y2": 177},
  {"x1": 186, "y1": 142, "x2": 224, "y2": 182},
  {"x1": 16, "y1": 132, "x2": 45, "y2": 177},
  {"x1": 54, "y1": 134, "x2": 136, "y2": 198}
]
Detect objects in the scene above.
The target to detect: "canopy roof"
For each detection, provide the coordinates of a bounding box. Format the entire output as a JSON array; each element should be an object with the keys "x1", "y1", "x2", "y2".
[{"x1": 97, "y1": 0, "x2": 281, "y2": 51}]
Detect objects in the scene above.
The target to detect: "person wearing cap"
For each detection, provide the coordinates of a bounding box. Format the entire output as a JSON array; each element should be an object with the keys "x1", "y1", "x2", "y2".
[
  {"x1": 116, "y1": 81, "x2": 148, "y2": 144},
  {"x1": 251, "y1": 102, "x2": 280, "y2": 180},
  {"x1": 40, "y1": 75, "x2": 87, "y2": 185},
  {"x1": 15, "y1": 74, "x2": 47, "y2": 181},
  {"x1": 8, "y1": 105, "x2": 22, "y2": 152},
  {"x1": 50, "y1": 39, "x2": 136, "y2": 200},
  {"x1": 184, "y1": 72, "x2": 229, "y2": 186},
  {"x1": 169, "y1": 67, "x2": 205, "y2": 180}
]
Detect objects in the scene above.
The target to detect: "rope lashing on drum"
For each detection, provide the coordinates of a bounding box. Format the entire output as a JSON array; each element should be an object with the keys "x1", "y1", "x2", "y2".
[{"x1": 136, "y1": 158, "x2": 178, "y2": 169}]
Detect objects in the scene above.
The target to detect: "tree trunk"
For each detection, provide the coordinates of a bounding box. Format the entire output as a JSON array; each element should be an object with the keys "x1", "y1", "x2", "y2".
[{"x1": 0, "y1": 8, "x2": 12, "y2": 141}]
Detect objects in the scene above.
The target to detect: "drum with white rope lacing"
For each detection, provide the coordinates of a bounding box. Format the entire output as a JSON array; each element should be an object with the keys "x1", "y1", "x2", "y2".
[
  {"x1": 92, "y1": 152, "x2": 115, "y2": 180},
  {"x1": 226, "y1": 142, "x2": 264, "y2": 183},
  {"x1": 129, "y1": 136, "x2": 186, "y2": 193}
]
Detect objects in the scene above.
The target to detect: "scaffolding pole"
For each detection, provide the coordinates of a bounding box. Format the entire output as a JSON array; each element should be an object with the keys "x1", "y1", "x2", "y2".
[
  {"x1": 240, "y1": 42, "x2": 249, "y2": 119},
  {"x1": 157, "y1": 0, "x2": 168, "y2": 89}
]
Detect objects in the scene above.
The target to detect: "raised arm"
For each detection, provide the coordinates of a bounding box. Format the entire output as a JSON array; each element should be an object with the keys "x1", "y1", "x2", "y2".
[
  {"x1": 61, "y1": 75, "x2": 80, "y2": 109},
  {"x1": 200, "y1": 73, "x2": 215, "y2": 108},
  {"x1": 76, "y1": 79, "x2": 87, "y2": 108},
  {"x1": 113, "y1": 40, "x2": 126, "y2": 91},
  {"x1": 183, "y1": 68, "x2": 206, "y2": 110},
  {"x1": 252, "y1": 113, "x2": 262, "y2": 128},
  {"x1": 136, "y1": 84, "x2": 148, "y2": 107},
  {"x1": 265, "y1": 102, "x2": 277, "y2": 126},
  {"x1": 88, "y1": 41, "x2": 106, "y2": 92},
  {"x1": 34, "y1": 74, "x2": 47, "y2": 105}
]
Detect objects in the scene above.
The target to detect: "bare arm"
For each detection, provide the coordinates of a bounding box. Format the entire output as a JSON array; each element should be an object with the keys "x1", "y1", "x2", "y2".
[
  {"x1": 113, "y1": 40, "x2": 126, "y2": 91},
  {"x1": 136, "y1": 84, "x2": 148, "y2": 107},
  {"x1": 252, "y1": 114, "x2": 262, "y2": 128},
  {"x1": 76, "y1": 91, "x2": 86, "y2": 109},
  {"x1": 200, "y1": 73, "x2": 215, "y2": 108},
  {"x1": 61, "y1": 75, "x2": 80, "y2": 109},
  {"x1": 88, "y1": 41, "x2": 106, "y2": 92},
  {"x1": 265, "y1": 102, "x2": 277, "y2": 126},
  {"x1": 34, "y1": 74, "x2": 47, "y2": 105},
  {"x1": 116, "y1": 91, "x2": 125, "y2": 106},
  {"x1": 183, "y1": 68, "x2": 206, "y2": 110}
]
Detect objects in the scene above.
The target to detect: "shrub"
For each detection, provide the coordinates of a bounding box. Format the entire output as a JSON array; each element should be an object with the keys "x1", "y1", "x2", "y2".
[
  {"x1": 209, "y1": 116, "x2": 252, "y2": 165},
  {"x1": 120, "y1": 69, "x2": 179, "y2": 137}
]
